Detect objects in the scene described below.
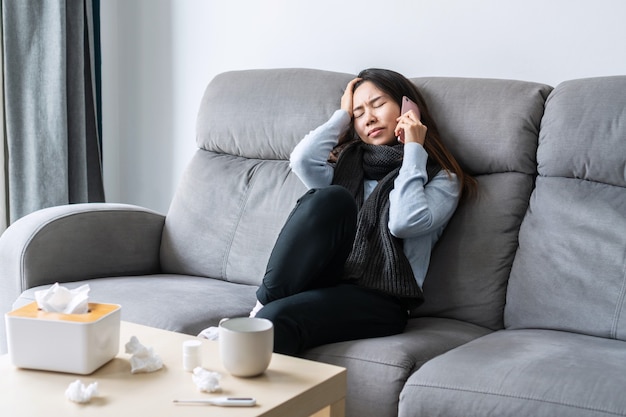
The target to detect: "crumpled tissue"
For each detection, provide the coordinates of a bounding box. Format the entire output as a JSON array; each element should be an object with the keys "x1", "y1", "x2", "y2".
[
  {"x1": 65, "y1": 379, "x2": 98, "y2": 403},
  {"x1": 125, "y1": 336, "x2": 164, "y2": 374},
  {"x1": 35, "y1": 283, "x2": 90, "y2": 314},
  {"x1": 197, "y1": 326, "x2": 219, "y2": 341},
  {"x1": 192, "y1": 367, "x2": 222, "y2": 392}
]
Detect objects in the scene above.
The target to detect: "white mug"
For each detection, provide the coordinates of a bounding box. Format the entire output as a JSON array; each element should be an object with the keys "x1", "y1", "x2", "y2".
[{"x1": 218, "y1": 317, "x2": 273, "y2": 377}]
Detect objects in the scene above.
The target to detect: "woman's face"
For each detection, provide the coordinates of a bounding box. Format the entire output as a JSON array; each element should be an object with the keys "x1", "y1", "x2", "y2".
[{"x1": 352, "y1": 81, "x2": 401, "y2": 146}]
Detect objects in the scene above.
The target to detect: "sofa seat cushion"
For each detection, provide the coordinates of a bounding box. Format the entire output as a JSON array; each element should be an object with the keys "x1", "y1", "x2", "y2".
[
  {"x1": 15, "y1": 275, "x2": 258, "y2": 336},
  {"x1": 400, "y1": 329, "x2": 626, "y2": 417},
  {"x1": 302, "y1": 317, "x2": 491, "y2": 417}
]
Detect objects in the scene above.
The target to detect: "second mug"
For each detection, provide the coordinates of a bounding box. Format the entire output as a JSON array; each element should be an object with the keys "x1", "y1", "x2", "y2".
[{"x1": 218, "y1": 317, "x2": 273, "y2": 377}]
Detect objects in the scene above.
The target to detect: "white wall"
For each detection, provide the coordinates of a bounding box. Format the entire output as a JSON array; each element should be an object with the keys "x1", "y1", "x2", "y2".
[{"x1": 101, "y1": 0, "x2": 626, "y2": 214}]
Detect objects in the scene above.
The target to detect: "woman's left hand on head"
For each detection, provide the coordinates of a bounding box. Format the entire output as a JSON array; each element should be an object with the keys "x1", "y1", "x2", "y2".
[
  {"x1": 395, "y1": 110, "x2": 427, "y2": 145},
  {"x1": 341, "y1": 77, "x2": 362, "y2": 118}
]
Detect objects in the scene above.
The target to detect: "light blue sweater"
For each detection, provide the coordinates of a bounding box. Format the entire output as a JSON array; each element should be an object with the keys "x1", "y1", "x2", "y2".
[{"x1": 290, "y1": 110, "x2": 460, "y2": 288}]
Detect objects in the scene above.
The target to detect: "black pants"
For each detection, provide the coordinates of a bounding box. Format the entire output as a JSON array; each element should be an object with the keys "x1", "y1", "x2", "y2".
[{"x1": 256, "y1": 185, "x2": 408, "y2": 355}]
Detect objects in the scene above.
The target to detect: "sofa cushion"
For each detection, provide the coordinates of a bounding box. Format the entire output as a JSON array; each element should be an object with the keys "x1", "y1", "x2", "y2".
[
  {"x1": 15, "y1": 275, "x2": 258, "y2": 336},
  {"x1": 161, "y1": 69, "x2": 353, "y2": 282},
  {"x1": 160, "y1": 151, "x2": 307, "y2": 283},
  {"x1": 196, "y1": 68, "x2": 354, "y2": 160},
  {"x1": 505, "y1": 76, "x2": 626, "y2": 339},
  {"x1": 536, "y1": 76, "x2": 626, "y2": 188},
  {"x1": 413, "y1": 173, "x2": 535, "y2": 330},
  {"x1": 413, "y1": 77, "x2": 550, "y2": 176},
  {"x1": 399, "y1": 329, "x2": 626, "y2": 417},
  {"x1": 303, "y1": 317, "x2": 491, "y2": 417},
  {"x1": 410, "y1": 78, "x2": 552, "y2": 330}
]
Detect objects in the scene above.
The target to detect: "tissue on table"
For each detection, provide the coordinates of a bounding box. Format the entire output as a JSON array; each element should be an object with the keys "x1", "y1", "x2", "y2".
[
  {"x1": 65, "y1": 379, "x2": 99, "y2": 403},
  {"x1": 35, "y1": 282, "x2": 90, "y2": 314},
  {"x1": 5, "y1": 285, "x2": 121, "y2": 374},
  {"x1": 192, "y1": 367, "x2": 222, "y2": 392},
  {"x1": 125, "y1": 336, "x2": 163, "y2": 373}
]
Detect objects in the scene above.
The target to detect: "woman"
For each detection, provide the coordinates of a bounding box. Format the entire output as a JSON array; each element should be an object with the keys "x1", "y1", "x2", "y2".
[{"x1": 252, "y1": 68, "x2": 475, "y2": 355}]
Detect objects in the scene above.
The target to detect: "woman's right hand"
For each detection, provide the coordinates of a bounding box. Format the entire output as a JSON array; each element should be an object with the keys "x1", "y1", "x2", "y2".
[{"x1": 341, "y1": 77, "x2": 362, "y2": 118}]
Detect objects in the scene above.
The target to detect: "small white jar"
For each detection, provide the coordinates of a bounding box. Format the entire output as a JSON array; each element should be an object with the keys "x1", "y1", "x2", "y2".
[{"x1": 182, "y1": 340, "x2": 202, "y2": 371}]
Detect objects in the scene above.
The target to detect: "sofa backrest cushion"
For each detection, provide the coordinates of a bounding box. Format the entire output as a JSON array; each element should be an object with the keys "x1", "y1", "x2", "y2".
[
  {"x1": 411, "y1": 77, "x2": 551, "y2": 330},
  {"x1": 505, "y1": 76, "x2": 626, "y2": 340},
  {"x1": 196, "y1": 68, "x2": 353, "y2": 160},
  {"x1": 160, "y1": 69, "x2": 353, "y2": 284}
]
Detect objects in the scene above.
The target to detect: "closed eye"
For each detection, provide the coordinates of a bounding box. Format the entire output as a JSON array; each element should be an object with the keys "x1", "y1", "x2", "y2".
[
  {"x1": 371, "y1": 96, "x2": 385, "y2": 108},
  {"x1": 353, "y1": 96, "x2": 385, "y2": 118}
]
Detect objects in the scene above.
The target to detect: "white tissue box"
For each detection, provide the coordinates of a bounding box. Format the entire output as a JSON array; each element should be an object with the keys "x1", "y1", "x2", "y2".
[{"x1": 5, "y1": 302, "x2": 121, "y2": 374}]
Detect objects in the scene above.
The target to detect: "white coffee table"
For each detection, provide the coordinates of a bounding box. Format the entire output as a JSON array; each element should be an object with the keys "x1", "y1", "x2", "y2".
[{"x1": 0, "y1": 321, "x2": 346, "y2": 417}]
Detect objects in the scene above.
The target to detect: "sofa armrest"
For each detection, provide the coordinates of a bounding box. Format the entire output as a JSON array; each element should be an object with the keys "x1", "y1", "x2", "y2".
[{"x1": 0, "y1": 203, "x2": 165, "y2": 313}]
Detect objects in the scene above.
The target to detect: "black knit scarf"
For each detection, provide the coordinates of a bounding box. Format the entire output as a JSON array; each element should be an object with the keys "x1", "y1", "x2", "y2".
[{"x1": 332, "y1": 141, "x2": 440, "y2": 302}]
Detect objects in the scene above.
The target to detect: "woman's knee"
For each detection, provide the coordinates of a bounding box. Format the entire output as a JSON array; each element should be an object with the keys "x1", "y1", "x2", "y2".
[
  {"x1": 256, "y1": 301, "x2": 303, "y2": 355},
  {"x1": 315, "y1": 185, "x2": 356, "y2": 212},
  {"x1": 299, "y1": 186, "x2": 357, "y2": 225}
]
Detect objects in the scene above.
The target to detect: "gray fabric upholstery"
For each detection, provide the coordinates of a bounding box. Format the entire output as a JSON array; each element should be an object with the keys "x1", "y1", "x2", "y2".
[
  {"x1": 162, "y1": 68, "x2": 351, "y2": 283},
  {"x1": 411, "y1": 77, "x2": 550, "y2": 176},
  {"x1": 15, "y1": 276, "x2": 257, "y2": 337},
  {"x1": 196, "y1": 68, "x2": 354, "y2": 159},
  {"x1": 0, "y1": 203, "x2": 164, "y2": 353},
  {"x1": 0, "y1": 203, "x2": 164, "y2": 290},
  {"x1": 400, "y1": 329, "x2": 626, "y2": 417},
  {"x1": 414, "y1": 173, "x2": 535, "y2": 330},
  {"x1": 505, "y1": 76, "x2": 626, "y2": 339},
  {"x1": 303, "y1": 317, "x2": 492, "y2": 417},
  {"x1": 160, "y1": 152, "x2": 307, "y2": 284},
  {"x1": 409, "y1": 78, "x2": 551, "y2": 330},
  {"x1": 537, "y1": 76, "x2": 626, "y2": 187}
]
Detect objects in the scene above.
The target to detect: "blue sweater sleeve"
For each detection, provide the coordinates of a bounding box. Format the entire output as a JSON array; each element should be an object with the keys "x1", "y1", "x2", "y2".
[
  {"x1": 388, "y1": 142, "x2": 461, "y2": 238},
  {"x1": 289, "y1": 110, "x2": 351, "y2": 189}
]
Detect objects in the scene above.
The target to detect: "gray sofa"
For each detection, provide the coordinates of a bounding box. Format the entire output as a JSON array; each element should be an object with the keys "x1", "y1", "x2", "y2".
[{"x1": 1, "y1": 68, "x2": 625, "y2": 417}]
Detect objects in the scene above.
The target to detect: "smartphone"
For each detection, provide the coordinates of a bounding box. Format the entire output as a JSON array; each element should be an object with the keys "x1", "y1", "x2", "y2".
[
  {"x1": 398, "y1": 96, "x2": 421, "y2": 143},
  {"x1": 401, "y1": 96, "x2": 421, "y2": 119}
]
